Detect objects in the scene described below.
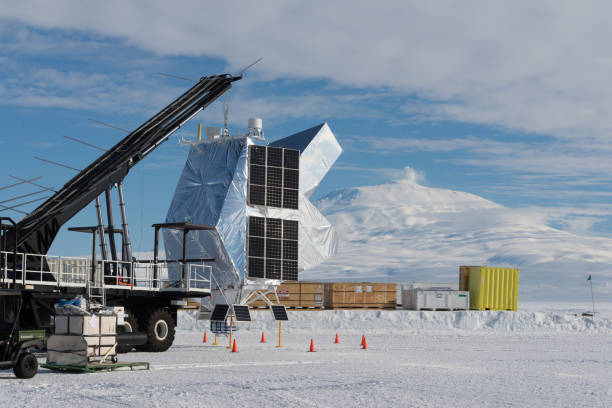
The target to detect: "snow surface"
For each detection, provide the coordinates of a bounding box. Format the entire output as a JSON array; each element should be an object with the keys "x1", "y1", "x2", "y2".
[
  {"x1": 3, "y1": 309, "x2": 612, "y2": 407},
  {"x1": 306, "y1": 167, "x2": 612, "y2": 301}
]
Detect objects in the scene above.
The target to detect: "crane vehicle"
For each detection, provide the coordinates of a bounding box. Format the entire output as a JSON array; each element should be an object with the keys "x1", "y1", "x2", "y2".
[{"x1": 0, "y1": 73, "x2": 241, "y2": 356}]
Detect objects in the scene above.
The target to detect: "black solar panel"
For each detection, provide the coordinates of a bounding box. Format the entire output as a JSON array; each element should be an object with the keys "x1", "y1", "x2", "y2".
[
  {"x1": 267, "y1": 167, "x2": 282, "y2": 188},
  {"x1": 267, "y1": 147, "x2": 283, "y2": 167},
  {"x1": 250, "y1": 164, "x2": 266, "y2": 185},
  {"x1": 266, "y1": 218, "x2": 282, "y2": 239},
  {"x1": 266, "y1": 187, "x2": 282, "y2": 207},
  {"x1": 248, "y1": 146, "x2": 299, "y2": 210},
  {"x1": 266, "y1": 259, "x2": 282, "y2": 279},
  {"x1": 210, "y1": 304, "x2": 230, "y2": 321},
  {"x1": 250, "y1": 145, "x2": 266, "y2": 165},
  {"x1": 249, "y1": 185, "x2": 266, "y2": 206},
  {"x1": 248, "y1": 236, "x2": 265, "y2": 258},
  {"x1": 247, "y1": 216, "x2": 299, "y2": 280},
  {"x1": 284, "y1": 169, "x2": 299, "y2": 189},
  {"x1": 249, "y1": 217, "x2": 265, "y2": 237},
  {"x1": 266, "y1": 239, "x2": 281, "y2": 259},
  {"x1": 283, "y1": 220, "x2": 299, "y2": 240},
  {"x1": 282, "y1": 189, "x2": 299, "y2": 209},
  {"x1": 271, "y1": 305, "x2": 289, "y2": 321},
  {"x1": 248, "y1": 257, "x2": 264, "y2": 278},
  {"x1": 232, "y1": 305, "x2": 251, "y2": 322},
  {"x1": 283, "y1": 240, "x2": 298, "y2": 261},
  {"x1": 284, "y1": 149, "x2": 299, "y2": 169},
  {"x1": 282, "y1": 260, "x2": 298, "y2": 281}
]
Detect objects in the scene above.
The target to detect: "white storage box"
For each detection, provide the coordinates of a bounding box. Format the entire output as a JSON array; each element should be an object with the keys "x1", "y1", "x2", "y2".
[{"x1": 402, "y1": 289, "x2": 469, "y2": 310}]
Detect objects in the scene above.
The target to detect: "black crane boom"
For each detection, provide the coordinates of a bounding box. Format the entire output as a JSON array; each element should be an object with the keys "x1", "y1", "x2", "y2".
[{"x1": 10, "y1": 73, "x2": 240, "y2": 255}]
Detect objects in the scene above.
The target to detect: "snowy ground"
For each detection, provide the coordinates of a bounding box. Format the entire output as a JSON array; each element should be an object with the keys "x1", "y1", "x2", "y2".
[{"x1": 2, "y1": 309, "x2": 612, "y2": 407}]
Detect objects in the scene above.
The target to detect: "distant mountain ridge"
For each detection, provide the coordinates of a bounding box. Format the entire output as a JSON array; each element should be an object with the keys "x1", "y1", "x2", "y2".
[{"x1": 305, "y1": 168, "x2": 612, "y2": 301}]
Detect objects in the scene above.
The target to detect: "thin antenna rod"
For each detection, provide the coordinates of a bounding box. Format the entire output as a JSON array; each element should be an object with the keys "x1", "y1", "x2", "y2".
[
  {"x1": 88, "y1": 118, "x2": 130, "y2": 133},
  {"x1": 9, "y1": 175, "x2": 56, "y2": 193},
  {"x1": 157, "y1": 72, "x2": 197, "y2": 83},
  {"x1": 34, "y1": 157, "x2": 81, "y2": 172},
  {"x1": 0, "y1": 189, "x2": 47, "y2": 205},
  {"x1": 0, "y1": 204, "x2": 27, "y2": 215},
  {"x1": 63, "y1": 135, "x2": 107, "y2": 152},
  {"x1": 0, "y1": 176, "x2": 42, "y2": 192},
  {"x1": 238, "y1": 57, "x2": 263, "y2": 76},
  {"x1": 0, "y1": 196, "x2": 49, "y2": 213}
]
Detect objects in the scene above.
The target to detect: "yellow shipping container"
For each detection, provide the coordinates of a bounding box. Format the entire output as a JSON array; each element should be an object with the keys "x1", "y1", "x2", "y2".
[{"x1": 461, "y1": 266, "x2": 519, "y2": 311}]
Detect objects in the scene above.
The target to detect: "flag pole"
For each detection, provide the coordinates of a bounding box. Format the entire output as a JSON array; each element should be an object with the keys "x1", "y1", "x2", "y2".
[{"x1": 590, "y1": 276, "x2": 595, "y2": 318}]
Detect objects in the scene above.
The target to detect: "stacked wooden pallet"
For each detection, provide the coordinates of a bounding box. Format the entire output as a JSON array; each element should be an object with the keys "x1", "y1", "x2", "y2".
[
  {"x1": 249, "y1": 282, "x2": 324, "y2": 309},
  {"x1": 324, "y1": 283, "x2": 397, "y2": 309}
]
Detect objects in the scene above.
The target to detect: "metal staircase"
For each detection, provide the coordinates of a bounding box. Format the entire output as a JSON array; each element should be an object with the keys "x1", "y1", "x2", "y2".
[{"x1": 86, "y1": 281, "x2": 106, "y2": 306}]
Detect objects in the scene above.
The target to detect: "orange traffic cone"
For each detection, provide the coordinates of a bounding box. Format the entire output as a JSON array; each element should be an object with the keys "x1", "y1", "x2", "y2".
[
  {"x1": 232, "y1": 338, "x2": 238, "y2": 353},
  {"x1": 361, "y1": 335, "x2": 368, "y2": 350},
  {"x1": 203, "y1": 332, "x2": 208, "y2": 343},
  {"x1": 309, "y1": 338, "x2": 316, "y2": 352},
  {"x1": 334, "y1": 333, "x2": 339, "y2": 344},
  {"x1": 261, "y1": 331, "x2": 266, "y2": 343}
]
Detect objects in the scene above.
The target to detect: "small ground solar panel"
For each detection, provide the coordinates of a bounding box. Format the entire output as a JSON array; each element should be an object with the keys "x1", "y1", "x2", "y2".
[
  {"x1": 267, "y1": 147, "x2": 283, "y2": 167},
  {"x1": 232, "y1": 305, "x2": 251, "y2": 322},
  {"x1": 283, "y1": 220, "x2": 299, "y2": 240},
  {"x1": 250, "y1": 145, "x2": 267, "y2": 165},
  {"x1": 271, "y1": 305, "x2": 289, "y2": 321},
  {"x1": 210, "y1": 304, "x2": 230, "y2": 321},
  {"x1": 284, "y1": 149, "x2": 299, "y2": 169}
]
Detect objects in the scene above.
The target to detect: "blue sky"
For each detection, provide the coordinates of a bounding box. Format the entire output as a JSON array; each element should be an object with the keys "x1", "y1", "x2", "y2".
[{"x1": 1, "y1": 1, "x2": 612, "y2": 255}]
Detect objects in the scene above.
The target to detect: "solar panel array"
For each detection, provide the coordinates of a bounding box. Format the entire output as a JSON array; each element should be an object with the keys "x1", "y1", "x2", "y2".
[
  {"x1": 248, "y1": 145, "x2": 299, "y2": 210},
  {"x1": 232, "y1": 305, "x2": 252, "y2": 322},
  {"x1": 210, "y1": 304, "x2": 230, "y2": 322},
  {"x1": 247, "y1": 216, "x2": 299, "y2": 280},
  {"x1": 271, "y1": 305, "x2": 289, "y2": 321}
]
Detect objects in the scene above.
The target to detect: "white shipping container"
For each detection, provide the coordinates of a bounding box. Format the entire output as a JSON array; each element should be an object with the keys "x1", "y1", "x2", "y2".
[{"x1": 402, "y1": 289, "x2": 469, "y2": 310}]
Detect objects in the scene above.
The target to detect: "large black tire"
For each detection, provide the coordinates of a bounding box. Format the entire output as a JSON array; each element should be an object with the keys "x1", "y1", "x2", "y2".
[
  {"x1": 136, "y1": 308, "x2": 175, "y2": 352},
  {"x1": 116, "y1": 312, "x2": 139, "y2": 354},
  {"x1": 14, "y1": 352, "x2": 38, "y2": 379}
]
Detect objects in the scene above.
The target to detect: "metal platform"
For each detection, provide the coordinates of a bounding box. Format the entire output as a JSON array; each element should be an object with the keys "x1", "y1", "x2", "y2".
[
  {"x1": 42, "y1": 361, "x2": 149, "y2": 373},
  {"x1": 0, "y1": 250, "x2": 211, "y2": 295}
]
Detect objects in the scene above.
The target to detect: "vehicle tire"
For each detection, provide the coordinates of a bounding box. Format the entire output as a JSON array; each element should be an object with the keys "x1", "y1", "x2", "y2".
[
  {"x1": 13, "y1": 352, "x2": 38, "y2": 379},
  {"x1": 136, "y1": 308, "x2": 175, "y2": 352},
  {"x1": 116, "y1": 312, "x2": 139, "y2": 354}
]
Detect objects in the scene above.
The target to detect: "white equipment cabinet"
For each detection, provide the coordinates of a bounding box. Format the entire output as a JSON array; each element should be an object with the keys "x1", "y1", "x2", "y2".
[
  {"x1": 402, "y1": 289, "x2": 469, "y2": 311},
  {"x1": 47, "y1": 313, "x2": 118, "y2": 366}
]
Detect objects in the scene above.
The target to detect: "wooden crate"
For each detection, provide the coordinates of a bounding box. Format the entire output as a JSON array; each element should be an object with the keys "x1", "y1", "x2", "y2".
[{"x1": 324, "y1": 282, "x2": 397, "y2": 309}]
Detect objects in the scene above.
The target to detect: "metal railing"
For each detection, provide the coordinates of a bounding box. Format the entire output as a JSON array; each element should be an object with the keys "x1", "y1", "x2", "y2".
[{"x1": 0, "y1": 250, "x2": 211, "y2": 293}]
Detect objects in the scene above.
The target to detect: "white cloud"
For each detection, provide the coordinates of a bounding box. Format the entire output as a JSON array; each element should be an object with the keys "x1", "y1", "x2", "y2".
[{"x1": 3, "y1": 1, "x2": 612, "y2": 140}]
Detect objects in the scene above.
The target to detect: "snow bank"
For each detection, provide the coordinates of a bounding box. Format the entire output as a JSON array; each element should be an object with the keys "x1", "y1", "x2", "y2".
[{"x1": 178, "y1": 309, "x2": 612, "y2": 334}]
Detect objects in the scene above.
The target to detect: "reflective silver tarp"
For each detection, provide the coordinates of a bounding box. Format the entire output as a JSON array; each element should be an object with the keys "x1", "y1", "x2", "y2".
[{"x1": 164, "y1": 123, "x2": 342, "y2": 292}]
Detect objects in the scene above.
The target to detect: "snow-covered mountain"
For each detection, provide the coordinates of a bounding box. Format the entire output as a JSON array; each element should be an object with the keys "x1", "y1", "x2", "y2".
[{"x1": 305, "y1": 168, "x2": 612, "y2": 301}]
